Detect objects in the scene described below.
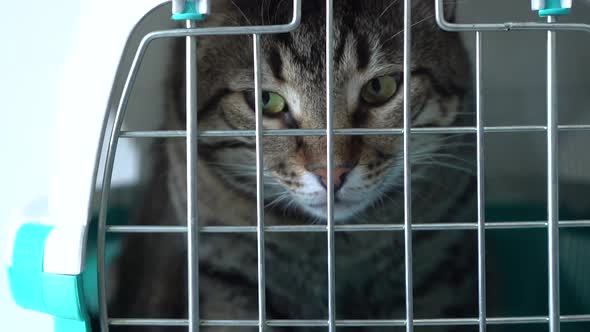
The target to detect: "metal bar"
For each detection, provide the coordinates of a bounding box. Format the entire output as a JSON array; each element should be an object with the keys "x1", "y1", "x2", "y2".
[
  {"x1": 106, "y1": 220, "x2": 590, "y2": 234},
  {"x1": 475, "y1": 31, "x2": 487, "y2": 332},
  {"x1": 185, "y1": 19, "x2": 200, "y2": 332},
  {"x1": 118, "y1": 124, "x2": 590, "y2": 139},
  {"x1": 434, "y1": 0, "x2": 590, "y2": 33},
  {"x1": 403, "y1": 0, "x2": 414, "y2": 331},
  {"x1": 546, "y1": 15, "x2": 561, "y2": 332},
  {"x1": 96, "y1": 166, "x2": 111, "y2": 332},
  {"x1": 97, "y1": 161, "x2": 112, "y2": 332},
  {"x1": 107, "y1": 315, "x2": 590, "y2": 327},
  {"x1": 143, "y1": 14, "x2": 302, "y2": 40},
  {"x1": 85, "y1": 2, "x2": 172, "y2": 247},
  {"x1": 325, "y1": 1, "x2": 336, "y2": 331},
  {"x1": 253, "y1": 33, "x2": 267, "y2": 332},
  {"x1": 94, "y1": 8, "x2": 161, "y2": 331},
  {"x1": 210, "y1": 220, "x2": 590, "y2": 230},
  {"x1": 107, "y1": 225, "x2": 190, "y2": 233},
  {"x1": 95, "y1": 7, "x2": 185, "y2": 332}
]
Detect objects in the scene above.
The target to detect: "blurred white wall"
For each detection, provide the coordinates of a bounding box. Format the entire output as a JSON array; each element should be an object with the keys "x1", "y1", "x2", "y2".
[{"x1": 0, "y1": 1, "x2": 80, "y2": 330}]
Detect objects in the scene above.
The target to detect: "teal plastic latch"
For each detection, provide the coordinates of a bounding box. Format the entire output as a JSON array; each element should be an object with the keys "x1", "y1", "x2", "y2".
[
  {"x1": 533, "y1": 0, "x2": 572, "y2": 17},
  {"x1": 172, "y1": 0, "x2": 207, "y2": 21},
  {"x1": 7, "y1": 223, "x2": 90, "y2": 332}
]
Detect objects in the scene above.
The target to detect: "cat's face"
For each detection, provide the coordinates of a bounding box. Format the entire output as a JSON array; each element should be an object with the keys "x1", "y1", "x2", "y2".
[{"x1": 177, "y1": 0, "x2": 470, "y2": 221}]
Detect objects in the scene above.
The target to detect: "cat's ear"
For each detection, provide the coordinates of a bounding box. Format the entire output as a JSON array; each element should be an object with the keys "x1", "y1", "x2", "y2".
[
  {"x1": 207, "y1": 0, "x2": 255, "y2": 25},
  {"x1": 207, "y1": 0, "x2": 293, "y2": 26}
]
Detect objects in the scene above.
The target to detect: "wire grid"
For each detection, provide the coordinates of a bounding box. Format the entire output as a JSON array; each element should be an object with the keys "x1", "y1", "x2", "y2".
[{"x1": 94, "y1": 1, "x2": 590, "y2": 332}]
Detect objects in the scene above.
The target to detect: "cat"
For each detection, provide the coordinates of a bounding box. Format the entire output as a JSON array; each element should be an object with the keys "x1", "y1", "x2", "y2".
[{"x1": 107, "y1": 1, "x2": 479, "y2": 331}]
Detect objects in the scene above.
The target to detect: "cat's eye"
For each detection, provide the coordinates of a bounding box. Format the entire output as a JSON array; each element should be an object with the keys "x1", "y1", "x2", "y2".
[
  {"x1": 245, "y1": 91, "x2": 287, "y2": 116},
  {"x1": 360, "y1": 75, "x2": 398, "y2": 106},
  {"x1": 261, "y1": 92, "x2": 286, "y2": 114}
]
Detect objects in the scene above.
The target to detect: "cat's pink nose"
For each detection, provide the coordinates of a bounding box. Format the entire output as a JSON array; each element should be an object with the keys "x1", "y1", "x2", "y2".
[{"x1": 313, "y1": 167, "x2": 351, "y2": 192}]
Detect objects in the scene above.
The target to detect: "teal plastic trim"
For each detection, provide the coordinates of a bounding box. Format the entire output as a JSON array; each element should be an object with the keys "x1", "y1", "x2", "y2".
[
  {"x1": 7, "y1": 223, "x2": 90, "y2": 332},
  {"x1": 172, "y1": 1, "x2": 205, "y2": 21},
  {"x1": 43, "y1": 273, "x2": 87, "y2": 320},
  {"x1": 54, "y1": 318, "x2": 90, "y2": 332},
  {"x1": 7, "y1": 223, "x2": 53, "y2": 312},
  {"x1": 538, "y1": 0, "x2": 571, "y2": 17}
]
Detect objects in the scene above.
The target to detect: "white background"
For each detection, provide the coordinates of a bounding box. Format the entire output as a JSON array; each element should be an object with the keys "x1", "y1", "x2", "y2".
[{"x1": 0, "y1": 1, "x2": 80, "y2": 331}]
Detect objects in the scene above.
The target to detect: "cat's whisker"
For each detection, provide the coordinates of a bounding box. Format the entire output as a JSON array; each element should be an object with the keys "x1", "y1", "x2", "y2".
[
  {"x1": 310, "y1": 215, "x2": 324, "y2": 225},
  {"x1": 265, "y1": 192, "x2": 291, "y2": 209},
  {"x1": 229, "y1": 0, "x2": 252, "y2": 25},
  {"x1": 384, "y1": 14, "x2": 436, "y2": 45},
  {"x1": 409, "y1": 143, "x2": 472, "y2": 155},
  {"x1": 412, "y1": 154, "x2": 475, "y2": 167},
  {"x1": 412, "y1": 152, "x2": 475, "y2": 163},
  {"x1": 409, "y1": 143, "x2": 475, "y2": 156},
  {"x1": 412, "y1": 160, "x2": 475, "y2": 175},
  {"x1": 282, "y1": 198, "x2": 300, "y2": 217},
  {"x1": 378, "y1": 0, "x2": 401, "y2": 20},
  {"x1": 382, "y1": 192, "x2": 403, "y2": 209},
  {"x1": 413, "y1": 133, "x2": 473, "y2": 144}
]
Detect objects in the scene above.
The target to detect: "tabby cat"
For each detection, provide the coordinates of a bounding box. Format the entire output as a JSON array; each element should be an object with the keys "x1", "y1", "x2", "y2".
[{"x1": 108, "y1": 1, "x2": 479, "y2": 331}]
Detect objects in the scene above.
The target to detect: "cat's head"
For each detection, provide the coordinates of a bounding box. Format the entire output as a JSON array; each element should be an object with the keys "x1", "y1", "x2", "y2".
[{"x1": 169, "y1": 0, "x2": 471, "y2": 221}]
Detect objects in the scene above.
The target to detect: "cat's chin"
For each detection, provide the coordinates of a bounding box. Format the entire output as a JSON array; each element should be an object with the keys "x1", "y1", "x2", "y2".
[{"x1": 300, "y1": 199, "x2": 369, "y2": 222}]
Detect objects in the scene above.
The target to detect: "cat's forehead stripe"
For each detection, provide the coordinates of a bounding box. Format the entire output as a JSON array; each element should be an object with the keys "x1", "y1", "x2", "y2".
[
  {"x1": 355, "y1": 34, "x2": 371, "y2": 70},
  {"x1": 266, "y1": 47, "x2": 285, "y2": 82},
  {"x1": 271, "y1": 26, "x2": 373, "y2": 82},
  {"x1": 271, "y1": 33, "x2": 313, "y2": 76}
]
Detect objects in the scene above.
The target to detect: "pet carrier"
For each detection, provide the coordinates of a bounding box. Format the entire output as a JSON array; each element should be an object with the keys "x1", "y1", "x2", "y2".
[{"x1": 5, "y1": 1, "x2": 590, "y2": 332}]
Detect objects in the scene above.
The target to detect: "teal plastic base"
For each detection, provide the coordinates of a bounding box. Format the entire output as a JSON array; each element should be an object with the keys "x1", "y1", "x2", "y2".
[
  {"x1": 6, "y1": 207, "x2": 129, "y2": 331},
  {"x1": 7, "y1": 223, "x2": 89, "y2": 332},
  {"x1": 8, "y1": 223, "x2": 53, "y2": 313}
]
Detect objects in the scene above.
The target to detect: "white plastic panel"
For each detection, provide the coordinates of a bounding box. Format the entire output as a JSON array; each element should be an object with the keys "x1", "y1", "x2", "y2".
[
  {"x1": 50, "y1": 0, "x2": 166, "y2": 229},
  {"x1": 43, "y1": 224, "x2": 87, "y2": 275},
  {"x1": 46, "y1": 1, "x2": 167, "y2": 275}
]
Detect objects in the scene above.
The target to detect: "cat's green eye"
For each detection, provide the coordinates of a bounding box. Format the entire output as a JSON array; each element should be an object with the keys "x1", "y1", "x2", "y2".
[
  {"x1": 261, "y1": 91, "x2": 286, "y2": 115},
  {"x1": 245, "y1": 91, "x2": 287, "y2": 116},
  {"x1": 360, "y1": 75, "x2": 398, "y2": 106}
]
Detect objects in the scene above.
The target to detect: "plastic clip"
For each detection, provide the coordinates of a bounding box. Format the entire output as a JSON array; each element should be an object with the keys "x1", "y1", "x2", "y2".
[
  {"x1": 7, "y1": 223, "x2": 90, "y2": 332},
  {"x1": 532, "y1": 0, "x2": 572, "y2": 17},
  {"x1": 172, "y1": 0, "x2": 210, "y2": 21}
]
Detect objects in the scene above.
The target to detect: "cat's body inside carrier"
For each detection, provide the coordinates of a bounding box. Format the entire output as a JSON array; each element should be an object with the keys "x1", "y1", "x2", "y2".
[{"x1": 105, "y1": 1, "x2": 481, "y2": 331}]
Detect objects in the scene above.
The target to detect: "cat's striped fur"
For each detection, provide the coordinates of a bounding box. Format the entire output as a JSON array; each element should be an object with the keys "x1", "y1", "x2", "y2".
[{"x1": 108, "y1": 1, "x2": 479, "y2": 331}]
